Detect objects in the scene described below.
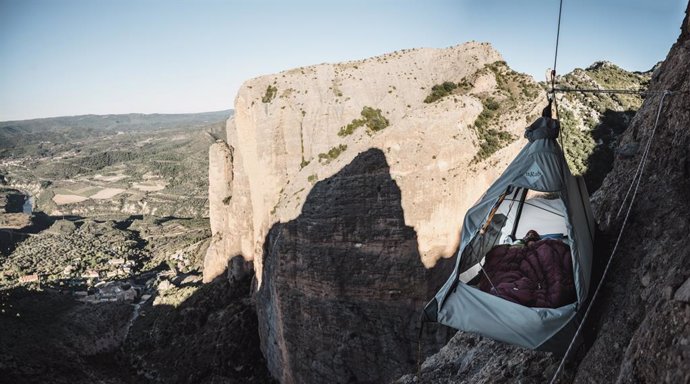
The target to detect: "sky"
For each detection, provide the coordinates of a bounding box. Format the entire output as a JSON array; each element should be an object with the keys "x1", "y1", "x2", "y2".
[{"x1": 0, "y1": 0, "x2": 686, "y2": 121}]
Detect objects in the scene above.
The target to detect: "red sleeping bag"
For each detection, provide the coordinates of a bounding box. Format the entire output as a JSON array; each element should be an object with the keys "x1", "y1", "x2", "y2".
[{"x1": 477, "y1": 239, "x2": 576, "y2": 308}]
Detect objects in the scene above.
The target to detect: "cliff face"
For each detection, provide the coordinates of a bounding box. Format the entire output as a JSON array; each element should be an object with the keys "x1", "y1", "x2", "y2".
[
  {"x1": 574, "y1": 3, "x2": 690, "y2": 382},
  {"x1": 257, "y1": 149, "x2": 454, "y2": 383},
  {"x1": 205, "y1": 42, "x2": 547, "y2": 383},
  {"x1": 205, "y1": 42, "x2": 545, "y2": 284}
]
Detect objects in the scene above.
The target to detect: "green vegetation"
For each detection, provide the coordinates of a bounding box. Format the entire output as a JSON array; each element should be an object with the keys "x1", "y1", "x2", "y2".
[
  {"x1": 559, "y1": 63, "x2": 647, "y2": 113},
  {"x1": 559, "y1": 108, "x2": 594, "y2": 175},
  {"x1": 552, "y1": 61, "x2": 649, "y2": 192},
  {"x1": 338, "y1": 118, "x2": 365, "y2": 137},
  {"x1": 338, "y1": 106, "x2": 390, "y2": 136},
  {"x1": 318, "y1": 144, "x2": 347, "y2": 164},
  {"x1": 485, "y1": 61, "x2": 542, "y2": 104},
  {"x1": 558, "y1": 104, "x2": 639, "y2": 192},
  {"x1": 424, "y1": 81, "x2": 458, "y2": 103},
  {"x1": 586, "y1": 62, "x2": 648, "y2": 91},
  {"x1": 472, "y1": 97, "x2": 514, "y2": 163},
  {"x1": 262, "y1": 85, "x2": 278, "y2": 103},
  {"x1": 468, "y1": 61, "x2": 547, "y2": 163},
  {"x1": 307, "y1": 174, "x2": 318, "y2": 184}
]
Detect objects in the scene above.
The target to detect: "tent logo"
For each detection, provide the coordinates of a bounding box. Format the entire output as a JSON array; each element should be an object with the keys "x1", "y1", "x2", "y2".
[{"x1": 524, "y1": 163, "x2": 544, "y2": 183}]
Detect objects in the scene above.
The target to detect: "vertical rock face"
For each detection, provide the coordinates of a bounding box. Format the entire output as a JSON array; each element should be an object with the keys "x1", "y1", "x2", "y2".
[
  {"x1": 205, "y1": 140, "x2": 235, "y2": 280},
  {"x1": 204, "y1": 42, "x2": 542, "y2": 284},
  {"x1": 205, "y1": 120, "x2": 255, "y2": 282},
  {"x1": 574, "y1": 3, "x2": 690, "y2": 383},
  {"x1": 208, "y1": 140, "x2": 233, "y2": 235},
  {"x1": 256, "y1": 149, "x2": 453, "y2": 383}
]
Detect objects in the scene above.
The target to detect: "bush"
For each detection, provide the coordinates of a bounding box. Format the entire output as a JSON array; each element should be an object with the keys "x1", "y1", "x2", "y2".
[
  {"x1": 338, "y1": 119, "x2": 365, "y2": 137},
  {"x1": 262, "y1": 85, "x2": 277, "y2": 103},
  {"x1": 484, "y1": 97, "x2": 500, "y2": 111},
  {"x1": 424, "y1": 81, "x2": 458, "y2": 103},
  {"x1": 360, "y1": 106, "x2": 389, "y2": 132},
  {"x1": 317, "y1": 144, "x2": 347, "y2": 164},
  {"x1": 472, "y1": 98, "x2": 514, "y2": 162},
  {"x1": 338, "y1": 107, "x2": 389, "y2": 136}
]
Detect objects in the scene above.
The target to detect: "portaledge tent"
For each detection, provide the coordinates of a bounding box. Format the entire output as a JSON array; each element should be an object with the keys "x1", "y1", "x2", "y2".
[{"x1": 423, "y1": 117, "x2": 595, "y2": 353}]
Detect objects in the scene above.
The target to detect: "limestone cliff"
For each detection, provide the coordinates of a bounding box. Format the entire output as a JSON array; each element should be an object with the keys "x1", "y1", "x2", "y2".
[
  {"x1": 205, "y1": 42, "x2": 544, "y2": 283},
  {"x1": 573, "y1": 3, "x2": 690, "y2": 382},
  {"x1": 257, "y1": 148, "x2": 456, "y2": 383}
]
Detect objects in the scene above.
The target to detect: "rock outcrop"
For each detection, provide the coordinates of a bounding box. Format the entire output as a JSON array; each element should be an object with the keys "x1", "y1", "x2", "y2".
[
  {"x1": 206, "y1": 42, "x2": 547, "y2": 383},
  {"x1": 204, "y1": 42, "x2": 545, "y2": 284}
]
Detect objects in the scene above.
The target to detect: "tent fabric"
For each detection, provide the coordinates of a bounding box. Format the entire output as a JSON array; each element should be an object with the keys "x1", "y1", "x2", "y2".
[{"x1": 424, "y1": 117, "x2": 595, "y2": 353}]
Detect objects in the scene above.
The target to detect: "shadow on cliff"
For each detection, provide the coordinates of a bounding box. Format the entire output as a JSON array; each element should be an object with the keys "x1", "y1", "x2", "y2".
[
  {"x1": 580, "y1": 109, "x2": 637, "y2": 194},
  {"x1": 256, "y1": 148, "x2": 455, "y2": 383}
]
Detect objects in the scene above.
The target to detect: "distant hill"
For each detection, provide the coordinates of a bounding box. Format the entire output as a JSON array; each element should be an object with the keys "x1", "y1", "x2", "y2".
[{"x1": 0, "y1": 110, "x2": 233, "y2": 151}]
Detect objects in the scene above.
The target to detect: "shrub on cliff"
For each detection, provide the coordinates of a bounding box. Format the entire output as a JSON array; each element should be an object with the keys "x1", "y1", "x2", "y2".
[
  {"x1": 338, "y1": 106, "x2": 389, "y2": 136},
  {"x1": 318, "y1": 144, "x2": 347, "y2": 164},
  {"x1": 472, "y1": 97, "x2": 514, "y2": 163},
  {"x1": 262, "y1": 85, "x2": 278, "y2": 103},
  {"x1": 424, "y1": 81, "x2": 458, "y2": 103}
]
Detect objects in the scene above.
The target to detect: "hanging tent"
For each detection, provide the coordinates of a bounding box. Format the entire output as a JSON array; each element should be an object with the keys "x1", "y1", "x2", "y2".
[{"x1": 423, "y1": 116, "x2": 595, "y2": 353}]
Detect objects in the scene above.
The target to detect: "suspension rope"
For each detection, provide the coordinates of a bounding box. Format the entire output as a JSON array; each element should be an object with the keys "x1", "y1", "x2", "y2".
[
  {"x1": 553, "y1": 87, "x2": 681, "y2": 95},
  {"x1": 548, "y1": 90, "x2": 670, "y2": 384},
  {"x1": 552, "y1": 0, "x2": 564, "y2": 94}
]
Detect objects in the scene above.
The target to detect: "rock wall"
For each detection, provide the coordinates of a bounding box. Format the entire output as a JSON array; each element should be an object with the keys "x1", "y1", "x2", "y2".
[
  {"x1": 256, "y1": 149, "x2": 454, "y2": 383},
  {"x1": 204, "y1": 42, "x2": 542, "y2": 283},
  {"x1": 205, "y1": 38, "x2": 656, "y2": 383},
  {"x1": 574, "y1": 3, "x2": 690, "y2": 382}
]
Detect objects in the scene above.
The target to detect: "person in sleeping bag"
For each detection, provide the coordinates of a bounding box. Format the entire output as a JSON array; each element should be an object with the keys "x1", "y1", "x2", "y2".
[{"x1": 511, "y1": 230, "x2": 541, "y2": 247}]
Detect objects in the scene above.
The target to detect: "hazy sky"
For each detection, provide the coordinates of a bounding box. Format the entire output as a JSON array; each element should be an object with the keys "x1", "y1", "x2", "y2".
[{"x1": 0, "y1": 0, "x2": 686, "y2": 121}]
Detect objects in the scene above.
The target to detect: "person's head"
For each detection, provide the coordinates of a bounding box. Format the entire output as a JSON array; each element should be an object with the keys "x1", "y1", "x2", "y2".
[{"x1": 523, "y1": 230, "x2": 540, "y2": 246}]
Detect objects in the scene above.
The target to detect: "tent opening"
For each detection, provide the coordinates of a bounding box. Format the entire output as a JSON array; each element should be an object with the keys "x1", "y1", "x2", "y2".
[{"x1": 458, "y1": 186, "x2": 571, "y2": 289}]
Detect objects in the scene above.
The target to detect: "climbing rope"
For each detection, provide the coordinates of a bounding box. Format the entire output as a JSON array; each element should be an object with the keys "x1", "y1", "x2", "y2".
[
  {"x1": 614, "y1": 91, "x2": 671, "y2": 220},
  {"x1": 548, "y1": 90, "x2": 671, "y2": 384}
]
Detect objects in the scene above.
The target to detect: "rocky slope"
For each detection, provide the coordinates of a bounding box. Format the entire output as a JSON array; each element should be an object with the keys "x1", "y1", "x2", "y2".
[
  {"x1": 122, "y1": 273, "x2": 275, "y2": 384},
  {"x1": 400, "y1": 3, "x2": 690, "y2": 383}
]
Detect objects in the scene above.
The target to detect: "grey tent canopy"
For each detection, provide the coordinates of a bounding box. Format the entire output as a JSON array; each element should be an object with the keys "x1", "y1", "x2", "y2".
[{"x1": 423, "y1": 117, "x2": 595, "y2": 353}]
